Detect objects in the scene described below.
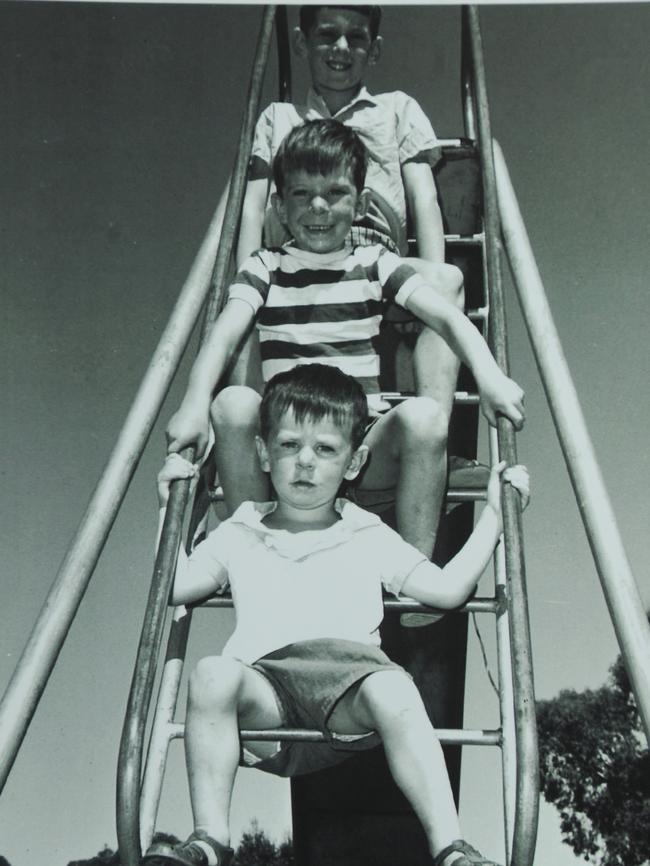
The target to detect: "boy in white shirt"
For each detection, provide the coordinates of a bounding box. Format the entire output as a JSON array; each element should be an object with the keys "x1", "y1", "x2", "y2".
[{"x1": 146, "y1": 363, "x2": 530, "y2": 866}]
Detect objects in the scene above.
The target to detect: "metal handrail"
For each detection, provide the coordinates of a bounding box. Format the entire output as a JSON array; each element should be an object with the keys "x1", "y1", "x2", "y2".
[
  {"x1": 493, "y1": 141, "x2": 650, "y2": 744},
  {"x1": 114, "y1": 8, "x2": 278, "y2": 865},
  {"x1": 461, "y1": 8, "x2": 539, "y2": 866}
]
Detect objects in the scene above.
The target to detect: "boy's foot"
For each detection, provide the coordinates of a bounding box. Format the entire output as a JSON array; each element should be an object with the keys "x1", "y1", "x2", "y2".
[
  {"x1": 448, "y1": 456, "x2": 490, "y2": 490},
  {"x1": 143, "y1": 831, "x2": 233, "y2": 866},
  {"x1": 433, "y1": 839, "x2": 502, "y2": 866}
]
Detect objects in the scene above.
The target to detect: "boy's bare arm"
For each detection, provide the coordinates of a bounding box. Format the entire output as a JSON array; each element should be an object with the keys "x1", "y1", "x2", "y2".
[
  {"x1": 156, "y1": 454, "x2": 227, "y2": 605},
  {"x1": 236, "y1": 176, "x2": 269, "y2": 266},
  {"x1": 166, "y1": 298, "x2": 256, "y2": 455},
  {"x1": 404, "y1": 272, "x2": 525, "y2": 429},
  {"x1": 402, "y1": 161, "x2": 445, "y2": 262},
  {"x1": 401, "y1": 463, "x2": 530, "y2": 608}
]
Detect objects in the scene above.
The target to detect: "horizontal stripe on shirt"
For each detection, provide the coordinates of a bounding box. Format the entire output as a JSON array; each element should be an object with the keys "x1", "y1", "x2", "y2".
[
  {"x1": 261, "y1": 357, "x2": 380, "y2": 394},
  {"x1": 259, "y1": 300, "x2": 384, "y2": 326},
  {"x1": 258, "y1": 317, "x2": 383, "y2": 346},
  {"x1": 260, "y1": 336, "x2": 382, "y2": 361}
]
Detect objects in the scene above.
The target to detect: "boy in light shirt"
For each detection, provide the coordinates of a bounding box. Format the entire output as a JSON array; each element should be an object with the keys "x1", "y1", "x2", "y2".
[{"x1": 146, "y1": 363, "x2": 530, "y2": 866}]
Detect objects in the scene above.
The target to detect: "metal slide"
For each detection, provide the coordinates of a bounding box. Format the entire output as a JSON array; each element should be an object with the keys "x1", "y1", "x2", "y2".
[
  {"x1": 117, "y1": 8, "x2": 536, "y2": 865},
  {"x1": 2, "y1": 7, "x2": 649, "y2": 866}
]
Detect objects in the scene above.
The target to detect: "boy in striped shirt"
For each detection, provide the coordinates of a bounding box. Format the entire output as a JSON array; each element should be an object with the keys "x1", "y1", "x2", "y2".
[{"x1": 166, "y1": 119, "x2": 524, "y2": 558}]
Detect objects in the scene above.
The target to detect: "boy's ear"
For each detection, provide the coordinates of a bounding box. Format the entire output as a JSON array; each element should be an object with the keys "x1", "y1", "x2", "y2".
[
  {"x1": 344, "y1": 445, "x2": 369, "y2": 481},
  {"x1": 292, "y1": 26, "x2": 308, "y2": 58},
  {"x1": 368, "y1": 36, "x2": 382, "y2": 66},
  {"x1": 255, "y1": 436, "x2": 271, "y2": 473},
  {"x1": 271, "y1": 191, "x2": 287, "y2": 226},
  {"x1": 355, "y1": 189, "x2": 371, "y2": 220}
]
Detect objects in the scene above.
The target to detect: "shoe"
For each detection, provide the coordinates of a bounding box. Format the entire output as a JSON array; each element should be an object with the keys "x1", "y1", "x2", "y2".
[
  {"x1": 448, "y1": 456, "x2": 490, "y2": 490},
  {"x1": 143, "y1": 830, "x2": 234, "y2": 866},
  {"x1": 400, "y1": 610, "x2": 445, "y2": 628},
  {"x1": 433, "y1": 839, "x2": 502, "y2": 866}
]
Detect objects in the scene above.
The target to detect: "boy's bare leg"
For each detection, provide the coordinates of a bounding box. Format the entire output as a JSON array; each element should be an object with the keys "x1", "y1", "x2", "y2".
[
  {"x1": 185, "y1": 656, "x2": 285, "y2": 846},
  {"x1": 211, "y1": 385, "x2": 269, "y2": 515},
  {"x1": 405, "y1": 257, "x2": 465, "y2": 419},
  {"x1": 226, "y1": 329, "x2": 265, "y2": 394},
  {"x1": 329, "y1": 670, "x2": 462, "y2": 862},
  {"x1": 360, "y1": 398, "x2": 448, "y2": 558}
]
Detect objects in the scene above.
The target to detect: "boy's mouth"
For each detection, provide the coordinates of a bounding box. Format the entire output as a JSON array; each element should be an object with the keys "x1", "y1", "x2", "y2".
[
  {"x1": 292, "y1": 478, "x2": 315, "y2": 488},
  {"x1": 326, "y1": 58, "x2": 352, "y2": 72}
]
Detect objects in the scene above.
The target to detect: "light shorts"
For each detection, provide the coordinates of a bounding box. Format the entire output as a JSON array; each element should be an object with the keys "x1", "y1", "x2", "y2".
[{"x1": 241, "y1": 638, "x2": 407, "y2": 777}]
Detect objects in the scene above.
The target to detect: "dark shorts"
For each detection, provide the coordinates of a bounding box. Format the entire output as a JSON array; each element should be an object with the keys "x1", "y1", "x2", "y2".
[{"x1": 242, "y1": 638, "x2": 406, "y2": 777}]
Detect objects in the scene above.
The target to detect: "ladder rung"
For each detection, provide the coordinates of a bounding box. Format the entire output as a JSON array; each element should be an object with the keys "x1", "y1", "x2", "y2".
[
  {"x1": 379, "y1": 390, "x2": 479, "y2": 406},
  {"x1": 167, "y1": 723, "x2": 500, "y2": 748},
  {"x1": 200, "y1": 596, "x2": 497, "y2": 614},
  {"x1": 208, "y1": 485, "x2": 485, "y2": 505},
  {"x1": 445, "y1": 233, "x2": 485, "y2": 245},
  {"x1": 468, "y1": 306, "x2": 488, "y2": 322}
]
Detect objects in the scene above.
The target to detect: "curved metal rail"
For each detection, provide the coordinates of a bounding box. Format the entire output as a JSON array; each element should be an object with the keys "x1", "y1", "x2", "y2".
[
  {"x1": 461, "y1": 8, "x2": 539, "y2": 865},
  {"x1": 115, "y1": 8, "x2": 278, "y2": 865}
]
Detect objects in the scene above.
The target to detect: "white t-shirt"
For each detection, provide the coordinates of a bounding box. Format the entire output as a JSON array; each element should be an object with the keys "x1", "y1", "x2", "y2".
[{"x1": 183, "y1": 499, "x2": 428, "y2": 664}]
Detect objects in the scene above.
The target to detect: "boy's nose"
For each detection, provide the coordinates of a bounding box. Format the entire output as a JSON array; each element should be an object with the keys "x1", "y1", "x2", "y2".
[
  {"x1": 333, "y1": 34, "x2": 350, "y2": 51},
  {"x1": 297, "y1": 445, "x2": 315, "y2": 467},
  {"x1": 309, "y1": 195, "x2": 328, "y2": 213}
]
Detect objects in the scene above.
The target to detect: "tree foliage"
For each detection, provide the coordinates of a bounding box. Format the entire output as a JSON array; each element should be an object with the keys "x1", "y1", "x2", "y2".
[
  {"x1": 537, "y1": 653, "x2": 650, "y2": 866},
  {"x1": 232, "y1": 822, "x2": 293, "y2": 866},
  {"x1": 65, "y1": 826, "x2": 293, "y2": 866}
]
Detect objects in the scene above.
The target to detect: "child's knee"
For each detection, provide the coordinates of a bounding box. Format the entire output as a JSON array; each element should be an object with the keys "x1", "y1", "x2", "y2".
[
  {"x1": 441, "y1": 263, "x2": 465, "y2": 309},
  {"x1": 188, "y1": 655, "x2": 243, "y2": 712},
  {"x1": 358, "y1": 670, "x2": 423, "y2": 724},
  {"x1": 411, "y1": 260, "x2": 465, "y2": 309},
  {"x1": 395, "y1": 397, "x2": 449, "y2": 451},
  {"x1": 211, "y1": 385, "x2": 260, "y2": 433}
]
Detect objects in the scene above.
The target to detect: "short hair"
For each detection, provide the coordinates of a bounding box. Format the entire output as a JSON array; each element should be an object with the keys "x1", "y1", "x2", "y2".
[
  {"x1": 260, "y1": 364, "x2": 369, "y2": 450},
  {"x1": 299, "y1": 5, "x2": 382, "y2": 40},
  {"x1": 273, "y1": 118, "x2": 368, "y2": 196}
]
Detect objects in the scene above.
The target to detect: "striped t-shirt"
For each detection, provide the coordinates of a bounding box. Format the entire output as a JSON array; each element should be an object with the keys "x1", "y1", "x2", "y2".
[{"x1": 228, "y1": 244, "x2": 427, "y2": 408}]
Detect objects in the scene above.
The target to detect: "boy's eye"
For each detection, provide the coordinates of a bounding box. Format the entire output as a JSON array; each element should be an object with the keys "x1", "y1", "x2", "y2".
[
  {"x1": 313, "y1": 26, "x2": 338, "y2": 45},
  {"x1": 313, "y1": 27, "x2": 370, "y2": 49},
  {"x1": 347, "y1": 30, "x2": 371, "y2": 48},
  {"x1": 316, "y1": 444, "x2": 336, "y2": 455},
  {"x1": 279, "y1": 440, "x2": 299, "y2": 451}
]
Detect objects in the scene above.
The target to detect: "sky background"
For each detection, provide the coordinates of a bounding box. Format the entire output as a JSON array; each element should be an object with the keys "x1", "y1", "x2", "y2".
[{"x1": 1, "y1": 2, "x2": 649, "y2": 864}]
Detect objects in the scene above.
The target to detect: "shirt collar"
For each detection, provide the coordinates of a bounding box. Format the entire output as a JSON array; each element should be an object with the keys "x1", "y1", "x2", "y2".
[
  {"x1": 229, "y1": 499, "x2": 380, "y2": 560},
  {"x1": 283, "y1": 243, "x2": 353, "y2": 266},
  {"x1": 306, "y1": 86, "x2": 377, "y2": 118}
]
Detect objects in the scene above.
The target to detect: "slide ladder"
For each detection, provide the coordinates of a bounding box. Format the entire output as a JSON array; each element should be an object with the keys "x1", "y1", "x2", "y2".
[
  {"x1": 116, "y1": 8, "x2": 535, "y2": 866},
  {"x1": 2, "y1": 8, "x2": 649, "y2": 866}
]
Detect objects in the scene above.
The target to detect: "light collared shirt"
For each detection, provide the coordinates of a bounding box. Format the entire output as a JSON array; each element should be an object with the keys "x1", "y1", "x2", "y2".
[
  {"x1": 182, "y1": 499, "x2": 428, "y2": 664},
  {"x1": 251, "y1": 87, "x2": 441, "y2": 241}
]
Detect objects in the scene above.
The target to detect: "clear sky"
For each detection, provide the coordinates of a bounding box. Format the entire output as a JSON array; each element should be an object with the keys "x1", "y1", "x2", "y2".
[{"x1": 1, "y1": 3, "x2": 649, "y2": 865}]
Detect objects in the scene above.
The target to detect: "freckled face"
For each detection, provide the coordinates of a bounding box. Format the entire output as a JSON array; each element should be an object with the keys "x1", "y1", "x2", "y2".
[
  {"x1": 274, "y1": 169, "x2": 366, "y2": 254},
  {"x1": 257, "y1": 409, "x2": 364, "y2": 512}
]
